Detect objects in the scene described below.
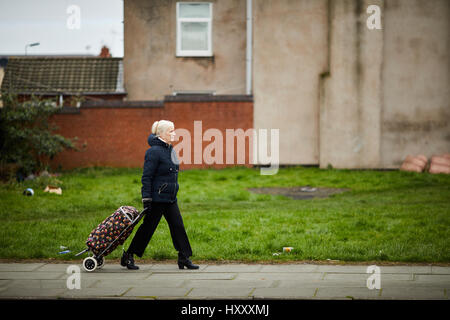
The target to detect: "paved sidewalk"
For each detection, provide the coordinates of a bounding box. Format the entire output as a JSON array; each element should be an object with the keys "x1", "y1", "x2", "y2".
[{"x1": 0, "y1": 262, "x2": 448, "y2": 300}]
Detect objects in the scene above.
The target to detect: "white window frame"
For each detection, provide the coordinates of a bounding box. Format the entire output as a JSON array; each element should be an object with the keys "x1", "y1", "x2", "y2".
[{"x1": 176, "y1": 2, "x2": 213, "y2": 57}]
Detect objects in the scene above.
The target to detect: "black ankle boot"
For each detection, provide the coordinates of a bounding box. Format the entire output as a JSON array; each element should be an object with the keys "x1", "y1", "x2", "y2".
[
  {"x1": 178, "y1": 259, "x2": 199, "y2": 270},
  {"x1": 121, "y1": 250, "x2": 139, "y2": 270}
]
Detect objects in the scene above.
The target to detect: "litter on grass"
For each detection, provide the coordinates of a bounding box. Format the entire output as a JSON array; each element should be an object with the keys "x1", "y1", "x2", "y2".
[
  {"x1": 23, "y1": 188, "x2": 34, "y2": 196},
  {"x1": 44, "y1": 185, "x2": 62, "y2": 195},
  {"x1": 300, "y1": 186, "x2": 317, "y2": 192},
  {"x1": 273, "y1": 247, "x2": 294, "y2": 256}
]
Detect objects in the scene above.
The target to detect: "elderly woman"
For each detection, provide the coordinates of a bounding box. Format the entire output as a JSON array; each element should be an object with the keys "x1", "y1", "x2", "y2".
[{"x1": 121, "y1": 120, "x2": 199, "y2": 270}]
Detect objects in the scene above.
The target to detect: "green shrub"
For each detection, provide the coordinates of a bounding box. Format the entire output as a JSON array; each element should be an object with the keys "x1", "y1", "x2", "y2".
[{"x1": 0, "y1": 93, "x2": 77, "y2": 179}]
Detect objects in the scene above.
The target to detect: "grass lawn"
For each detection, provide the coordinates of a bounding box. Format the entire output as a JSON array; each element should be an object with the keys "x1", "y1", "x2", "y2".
[{"x1": 0, "y1": 166, "x2": 449, "y2": 264}]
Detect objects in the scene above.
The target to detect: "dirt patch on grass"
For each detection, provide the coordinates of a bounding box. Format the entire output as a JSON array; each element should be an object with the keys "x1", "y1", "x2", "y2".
[{"x1": 247, "y1": 186, "x2": 351, "y2": 200}]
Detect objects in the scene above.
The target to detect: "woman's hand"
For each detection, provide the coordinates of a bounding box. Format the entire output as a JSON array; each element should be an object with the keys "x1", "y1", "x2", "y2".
[{"x1": 142, "y1": 199, "x2": 152, "y2": 213}]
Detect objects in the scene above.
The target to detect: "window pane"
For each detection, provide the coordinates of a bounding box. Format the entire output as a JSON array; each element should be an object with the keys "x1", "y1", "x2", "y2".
[
  {"x1": 181, "y1": 22, "x2": 208, "y2": 51},
  {"x1": 179, "y1": 3, "x2": 210, "y2": 18}
]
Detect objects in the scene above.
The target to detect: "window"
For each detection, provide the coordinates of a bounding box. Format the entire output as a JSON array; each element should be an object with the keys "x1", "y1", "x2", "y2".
[{"x1": 176, "y1": 2, "x2": 213, "y2": 57}]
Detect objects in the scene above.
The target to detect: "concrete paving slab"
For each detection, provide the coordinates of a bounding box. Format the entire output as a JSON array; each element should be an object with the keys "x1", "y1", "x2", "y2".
[
  {"x1": 0, "y1": 263, "x2": 45, "y2": 272},
  {"x1": 184, "y1": 279, "x2": 274, "y2": 288},
  {"x1": 276, "y1": 279, "x2": 326, "y2": 288},
  {"x1": 6, "y1": 279, "x2": 97, "y2": 289},
  {"x1": 33, "y1": 263, "x2": 76, "y2": 272},
  {"x1": 324, "y1": 273, "x2": 413, "y2": 281},
  {"x1": 0, "y1": 287, "x2": 66, "y2": 298},
  {"x1": 0, "y1": 280, "x2": 12, "y2": 289},
  {"x1": 277, "y1": 278, "x2": 416, "y2": 289},
  {"x1": 319, "y1": 265, "x2": 432, "y2": 275},
  {"x1": 61, "y1": 287, "x2": 130, "y2": 298},
  {"x1": 235, "y1": 272, "x2": 323, "y2": 281},
  {"x1": 259, "y1": 264, "x2": 318, "y2": 273},
  {"x1": 317, "y1": 265, "x2": 431, "y2": 274},
  {"x1": 79, "y1": 272, "x2": 151, "y2": 280},
  {"x1": 315, "y1": 287, "x2": 381, "y2": 299},
  {"x1": 315, "y1": 265, "x2": 368, "y2": 273},
  {"x1": 202, "y1": 264, "x2": 262, "y2": 273},
  {"x1": 380, "y1": 287, "x2": 447, "y2": 300},
  {"x1": 379, "y1": 266, "x2": 432, "y2": 274},
  {"x1": 186, "y1": 287, "x2": 253, "y2": 298},
  {"x1": 0, "y1": 271, "x2": 64, "y2": 280},
  {"x1": 147, "y1": 273, "x2": 236, "y2": 280},
  {"x1": 124, "y1": 287, "x2": 191, "y2": 298},
  {"x1": 252, "y1": 287, "x2": 316, "y2": 299},
  {"x1": 431, "y1": 266, "x2": 450, "y2": 275},
  {"x1": 93, "y1": 279, "x2": 186, "y2": 288},
  {"x1": 321, "y1": 273, "x2": 435, "y2": 289},
  {"x1": 414, "y1": 274, "x2": 450, "y2": 286}
]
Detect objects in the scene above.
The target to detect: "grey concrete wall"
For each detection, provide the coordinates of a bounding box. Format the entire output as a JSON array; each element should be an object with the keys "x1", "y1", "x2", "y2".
[
  {"x1": 253, "y1": 0, "x2": 328, "y2": 165},
  {"x1": 320, "y1": 0, "x2": 449, "y2": 169},
  {"x1": 381, "y1": 0, "x2": 450, "y2": 168},
  {"x1": 124, "y1": 0, "x2": 247, "y2": 100},
  {"x1": 320, "y1": 0, "x2": 384, "y2": 169}
]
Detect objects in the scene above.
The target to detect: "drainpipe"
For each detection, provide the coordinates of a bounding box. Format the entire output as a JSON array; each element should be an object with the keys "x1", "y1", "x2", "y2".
[{"x1": 246, "y1": 0, "x2": 252, "y2": 95}]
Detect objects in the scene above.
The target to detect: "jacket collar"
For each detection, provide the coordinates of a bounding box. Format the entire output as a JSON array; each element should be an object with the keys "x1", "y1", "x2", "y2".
[{"x1": 148, "y1": 134, "x2": 171, "y2": 149}]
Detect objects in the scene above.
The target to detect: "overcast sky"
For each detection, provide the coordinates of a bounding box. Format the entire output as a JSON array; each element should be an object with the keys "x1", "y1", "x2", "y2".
[{"x1": 0, "y1": 0, "x2": 124, "y2": 57}]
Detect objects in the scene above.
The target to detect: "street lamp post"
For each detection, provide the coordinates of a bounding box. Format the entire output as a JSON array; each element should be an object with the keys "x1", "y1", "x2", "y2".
[{"x1": 25, "y1": 42, "x2": 40, "y2": 55}]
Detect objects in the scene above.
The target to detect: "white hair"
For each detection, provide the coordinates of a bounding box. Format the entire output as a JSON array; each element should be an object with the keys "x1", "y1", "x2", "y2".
[{"x1": 151, "y1": 120, "x2": 174, "y2": 136}]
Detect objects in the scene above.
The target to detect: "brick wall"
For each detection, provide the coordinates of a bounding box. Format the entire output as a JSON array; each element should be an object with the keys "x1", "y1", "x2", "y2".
[{"x1": 49, "y1": 96, "x2": 253, "y2": 170}]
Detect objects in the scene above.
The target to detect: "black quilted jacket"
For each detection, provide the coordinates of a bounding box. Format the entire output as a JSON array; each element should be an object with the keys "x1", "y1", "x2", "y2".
[{"x1": 141, "y1": 134, "x2": 179, "y2": 203}]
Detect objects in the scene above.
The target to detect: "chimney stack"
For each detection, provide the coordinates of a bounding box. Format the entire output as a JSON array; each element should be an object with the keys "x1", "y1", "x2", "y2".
[{"x1": 99, "y1": 46, "x2": 111, "y2": 58}]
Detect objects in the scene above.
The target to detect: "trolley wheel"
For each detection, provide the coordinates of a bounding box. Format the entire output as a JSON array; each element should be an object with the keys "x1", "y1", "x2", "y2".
[
  {"x1": 96, "y1": 256, "x2": 105, "y2": 269},
  {"x1": 83, "y1": 257, "x2": 97, "y2": 272}
]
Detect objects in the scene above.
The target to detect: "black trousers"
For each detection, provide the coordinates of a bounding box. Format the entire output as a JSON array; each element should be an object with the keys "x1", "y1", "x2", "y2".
[{"x1": 127, "y1": 201, "x2": 193, "y2": 260}]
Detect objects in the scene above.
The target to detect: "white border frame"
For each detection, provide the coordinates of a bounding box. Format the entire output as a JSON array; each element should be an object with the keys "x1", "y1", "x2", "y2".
[{"x1": 176, "y1": 2, "x2": 213, "y2": 57}]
